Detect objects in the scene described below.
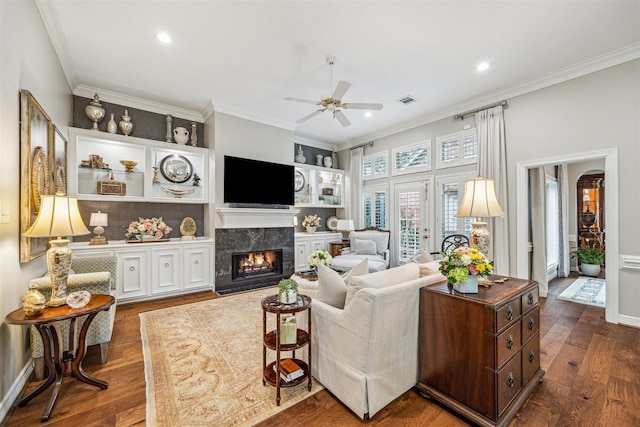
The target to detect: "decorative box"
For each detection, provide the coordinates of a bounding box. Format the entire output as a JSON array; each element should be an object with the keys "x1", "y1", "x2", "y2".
[
  {"x1": 97, "y1": 172, "x2": 126, "y2": 196},
  {"x1": 280, "y1": 315, "x2": 297, "y2": 345}
]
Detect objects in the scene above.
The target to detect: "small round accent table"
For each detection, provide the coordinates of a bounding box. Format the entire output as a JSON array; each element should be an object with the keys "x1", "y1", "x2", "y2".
[
  {"x1": 5, "y1": 294, "x2": 115, "y2": 422},
  {"x1": 261, "y1": 294, "x2": 312, "y2": 405}
]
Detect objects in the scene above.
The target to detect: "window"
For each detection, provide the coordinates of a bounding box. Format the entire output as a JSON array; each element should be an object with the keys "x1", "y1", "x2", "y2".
[
  {"x1": 546, "y1": 177, "x2": 559, "y2": 272},
  {"x1": 363, "y1": 151, "x2": 388, "y2": 180},
  {"x1": 391, "y1": 140, "x2": 431, "y2": 176},
  {"x1": 363, "y1": 185, "x2": 387, "y2": 229},
  {"x1": 435, "y1": 174, "x2": 475, "y2": 249},
  {"x1": 435, "y1": 129, "x2": 478, "y2": 169}
]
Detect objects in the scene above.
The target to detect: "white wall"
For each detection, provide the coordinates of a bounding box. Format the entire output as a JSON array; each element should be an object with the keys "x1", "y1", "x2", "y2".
[{"x1": 0, "y1": 0, "x2": 73, "y2": 419}]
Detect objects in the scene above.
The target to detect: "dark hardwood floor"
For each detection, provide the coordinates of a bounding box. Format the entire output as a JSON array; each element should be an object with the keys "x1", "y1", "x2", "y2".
[{"x1": 4, "y1": 273, "x2": 639, "y2": 426}]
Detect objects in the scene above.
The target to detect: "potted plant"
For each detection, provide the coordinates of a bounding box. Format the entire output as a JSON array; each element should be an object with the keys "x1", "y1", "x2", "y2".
[
  {"x1": 278, "y1": 278, "x2": 299, "y2": 304},
  {"x1": 571, "y1": 246, "x2": 605, "y2": 277}
]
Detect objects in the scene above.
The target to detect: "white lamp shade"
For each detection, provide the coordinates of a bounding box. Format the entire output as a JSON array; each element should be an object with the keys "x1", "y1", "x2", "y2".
[
  {"x1": 90, "y1": 212, "x2": 109, "y2": 227},
  {"x1": 337, "y1": 219, "x2": 355, "y2": 231},
  {"x1": 455, "y1": 178, "x2": 505, "y2": 218},
  {"x1": 23, "y1": 194, "x2": 90, "y2": 237}
]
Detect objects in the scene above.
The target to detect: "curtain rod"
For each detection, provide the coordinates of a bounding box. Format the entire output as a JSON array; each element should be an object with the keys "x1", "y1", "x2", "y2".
[
  {"x1": 350, "y1": 141, "x2": 374, "y2": 151},
  {"x1": 453, "y1": 100, "x2": 508, "y2": 120}
]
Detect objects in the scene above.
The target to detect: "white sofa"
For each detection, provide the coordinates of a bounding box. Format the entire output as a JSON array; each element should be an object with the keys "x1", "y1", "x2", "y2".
[
  {"x1": 299, "y1": 260, "x2": 446, "y2": 419},
  {"x1": 330, "y1": 228, "x2": 391, "y2": 272}
]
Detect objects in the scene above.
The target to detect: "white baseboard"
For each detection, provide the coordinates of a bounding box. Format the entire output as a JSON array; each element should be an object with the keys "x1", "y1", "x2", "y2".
[
  {"x1": 0, "y1": 360, "x2": 33, "y2": 424},
  {"x1": 618, "y1": 314, "x2": 640, "y2": 328}
]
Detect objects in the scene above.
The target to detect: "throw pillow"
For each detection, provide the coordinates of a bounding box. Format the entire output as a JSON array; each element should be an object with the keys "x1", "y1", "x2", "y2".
[
  {"x1": 408, "y1": 248, "x2": 433, "y2": 264},
  {"x1": 417, "y1": 260, "x2": 441, "y2": 277},
  {"x1": 342, "y1": 258, "x2": 369, "y2": 287},
  {"x1": 352, "y1": 239, "x2": 377, "y2": 255},
  {"x1": 317, "y1": 263, "x2": 348, "y2": 309}
]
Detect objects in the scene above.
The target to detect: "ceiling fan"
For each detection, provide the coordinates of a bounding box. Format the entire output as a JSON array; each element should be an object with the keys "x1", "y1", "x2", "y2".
[{"x1": 284, "y1": 55, "x2": 383, "y2": 127}]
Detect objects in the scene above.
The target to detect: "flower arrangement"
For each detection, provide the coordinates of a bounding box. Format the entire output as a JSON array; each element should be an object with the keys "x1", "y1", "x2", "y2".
[
  {"x1": 308, "y1": 249, "x2": 333, "y2": 269},
  {"x1": 301, "y1": 214, "x2": 321, "y2": 228},
  {"x1": 125, "y1": 217, "x2": 172, "y2": 240},
  {"x1": 439, "y1": 246, "x2": 493, "y2": 284}
]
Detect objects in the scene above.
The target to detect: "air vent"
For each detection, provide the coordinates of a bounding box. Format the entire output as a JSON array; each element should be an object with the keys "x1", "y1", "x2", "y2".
[{"x1": 398, "y1": 95, "x2": 417, "y2": 105}]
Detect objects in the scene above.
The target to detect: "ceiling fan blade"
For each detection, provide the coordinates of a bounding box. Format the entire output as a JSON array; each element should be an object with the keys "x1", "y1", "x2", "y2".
[
  {"x1": 334, "y1": 110, "x2": 351, "y2": 127},
  {"x1": 284, "y1": 97, "x2": 321, "y2": 105},
  {"x1": 332, "y1": 81, "x2": 351, "y2": 100},
  {"x1": 342, "y1": 102, "x2": 384, "y2": 110},
  {"x1": 297, "y1": 109, "x2": 325, "y2": 123}
]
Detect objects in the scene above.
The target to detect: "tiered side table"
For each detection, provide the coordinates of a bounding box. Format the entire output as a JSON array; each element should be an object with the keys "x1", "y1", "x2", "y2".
[{"x1": 261, "y1": 294, "x2": 312, "y2": 405}]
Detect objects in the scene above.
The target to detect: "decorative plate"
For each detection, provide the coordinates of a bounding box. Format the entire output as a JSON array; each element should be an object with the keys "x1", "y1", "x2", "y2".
[
  {"x1": 66, "y1": 290, "x2": 91, "y2": 309},
  {"x1": 326, "y1": 216, "x2": 339, "y2": 231},
  {"x1": 180, "y1": 217, "x2": 197, "y2": 236},
  {"x1": 30, "y1": 146, "x2": 50, "y2": 214},
  {"x1": 294, "y1": 170, "x2": 305, "y2": 192}
]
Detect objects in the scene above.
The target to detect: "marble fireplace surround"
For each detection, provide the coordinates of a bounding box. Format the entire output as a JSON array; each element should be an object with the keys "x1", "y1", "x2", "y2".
[{"x1": 214, "y1": 208, "x2": 297, "y2": 295}]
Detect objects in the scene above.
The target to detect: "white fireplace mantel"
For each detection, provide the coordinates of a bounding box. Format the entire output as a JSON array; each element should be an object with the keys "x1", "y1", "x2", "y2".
[{"x1": 215, "y1": 207, "x2": 300, "y2": 229}]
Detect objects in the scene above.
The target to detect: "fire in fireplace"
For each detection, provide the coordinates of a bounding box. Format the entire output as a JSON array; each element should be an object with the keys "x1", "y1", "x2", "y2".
[{"x1": 232, "y1": 249, "x2": 283, "y2": 280}]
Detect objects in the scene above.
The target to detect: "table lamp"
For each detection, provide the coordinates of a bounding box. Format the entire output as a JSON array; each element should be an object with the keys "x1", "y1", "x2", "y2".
[
  {"x1": 455, "y1": 177, "x2": 504, "y2": 256},
  {"x1": 23, "y1": 193, "x2": 90, "y2": 306},
  {"x1": 89, "y1": 211, "x2": 109, "y2": 245},
  {"x1": 337, "y1": 219, "x2": 355, "y2": 241}
]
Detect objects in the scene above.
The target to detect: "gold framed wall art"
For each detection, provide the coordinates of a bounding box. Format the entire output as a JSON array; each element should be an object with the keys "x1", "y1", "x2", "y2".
[
  {"x1": 51, "y1": 125, "x2": 68, "y2": 194},
  {"x1": 20, "y1": 90, "x2": 53, "y2": 263}
]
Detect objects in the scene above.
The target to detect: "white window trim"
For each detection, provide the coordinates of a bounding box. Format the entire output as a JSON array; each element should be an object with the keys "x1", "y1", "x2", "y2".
[
  {"x1": 435, "y1": 129, "x2": 478, "y2": 170},
  {"x1": 391, "y1": 139, "x2": 432, "y2": 176},
  {"x1": 363, "y1": 150, "x2": 389, "y2": 181}
]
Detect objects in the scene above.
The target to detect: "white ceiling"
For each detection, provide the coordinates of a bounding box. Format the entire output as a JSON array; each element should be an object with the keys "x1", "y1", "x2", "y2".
[{"x1": 39, "y1": 1, "x2": 639, "y2": 146}]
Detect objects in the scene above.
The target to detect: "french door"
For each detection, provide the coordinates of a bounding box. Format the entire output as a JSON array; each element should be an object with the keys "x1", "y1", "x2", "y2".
[{"x1": 393, "y1": 181, "x2": 431, "y2": 264}]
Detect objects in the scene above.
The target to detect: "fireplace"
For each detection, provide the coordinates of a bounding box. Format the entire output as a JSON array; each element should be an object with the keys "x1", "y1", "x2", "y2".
[
  {"x1": 232, "y1": 249, "x2": 283, "y2": 280},
  {"x1": 215, "y1": 227, "x2": 294, "y2": 295}
]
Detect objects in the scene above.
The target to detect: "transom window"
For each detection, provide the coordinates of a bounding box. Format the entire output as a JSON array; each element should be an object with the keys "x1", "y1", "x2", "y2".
[
  {"x1": 391, "y1": 140, "x2": 432, "y2": 176},
  {"x1": 435, "y1": 129, "x2": 478, "y2": 169}
]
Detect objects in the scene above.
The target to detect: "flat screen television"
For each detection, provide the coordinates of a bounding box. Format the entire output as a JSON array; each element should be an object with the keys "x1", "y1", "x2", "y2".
[{"x1": 224, "y1": 155, "x2": 294, "y2": 207}]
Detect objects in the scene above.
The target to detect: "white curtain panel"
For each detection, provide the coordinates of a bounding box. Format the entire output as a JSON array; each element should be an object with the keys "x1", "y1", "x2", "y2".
[
  {"x1": 475, "y1": 106, "x2": 509, "y2": 275},
  {"x1": 348, "y1": 147, "x2": 363, "y2": 228},
  {"x1": 557, "y1": 164, "x2": 570, "y2": 277},
  {"x1": 530, "y1": 167, "x2": 549, "y2": 297}
]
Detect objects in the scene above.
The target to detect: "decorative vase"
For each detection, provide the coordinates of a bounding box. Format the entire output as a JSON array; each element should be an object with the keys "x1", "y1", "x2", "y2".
[
  {"x1": 190, "y1": 122, "x2": 198, "y2": 146},
  {"x1": 305, "y1": 226, "x2": 317, "y2": 233},
  {"x1": 106, "y1": 113, "x2": 117, "y2": 134},
  {"x1": 119, "y1": 109, "x2": 134, "y2": 136},
  {"x1": 165, "y1": 115, "x2": 173, "y2": 142},
  {"x1": 173, "y1": 127, "x2": 189, "y2": 145},
  {"x1": 280, "y1": 289, "x2": 297, "y2": 304},
  {"x1": 331, "y1": 147, "x2": 338, "y2": 169},
  {"x1": 22, "y1": 283, "x2": 46, "y2": 316},
  {"x1": 316, "y1": 154, "x2": 324, "y2": 166},
  {"x1": 295, "y1": 145, "x2": 306, "y2": 163},
  {"x1": 580, "y1": 263, "x2": 601, "y2": 277},
  {"x1": 453, "y1": 275, "x2": 479, "y2": 294},
  {"x1": 85, "y1": 93, "x2": 105, "y2": 131},
  {"x1": 323, "y1": 156, "x2": 333, "y2": 168}
]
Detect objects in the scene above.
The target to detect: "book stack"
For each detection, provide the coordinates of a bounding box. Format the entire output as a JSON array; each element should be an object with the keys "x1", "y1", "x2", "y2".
[
  {"x1": 274, "y1": 358, "x2": 304, "y2": 382},
  {"x1": 280, "y1": 315, "x2": 297, "y2": 345}
]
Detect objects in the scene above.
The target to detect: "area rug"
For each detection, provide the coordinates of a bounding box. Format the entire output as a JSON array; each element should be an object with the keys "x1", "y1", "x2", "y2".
[
  {"x1": 557, "y1": 276, "x2": 606, "y2": 307},
  {"x1": 140, "y1": 287, "x2": 323, "y2": 427}
]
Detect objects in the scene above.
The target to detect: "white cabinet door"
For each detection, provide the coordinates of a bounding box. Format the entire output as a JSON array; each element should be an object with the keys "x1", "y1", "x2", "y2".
[
  {"x1": 310, "y1": 237, "x2": 325, "y2": 252},
  {"x1": 117, "y1": 249, "x2": 150, "y2": 299},
  {"x1": 152, "y1": 247, "x2": 182, "y2": 295},
  {"x1": 295, "y1": 238, "x2": 311, "y2": 271},
  {"x1": 184, "y1": 245, "x2": 211, "y2": 290}
]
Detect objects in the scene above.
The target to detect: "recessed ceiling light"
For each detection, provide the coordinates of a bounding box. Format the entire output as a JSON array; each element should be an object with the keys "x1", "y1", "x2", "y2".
[
  {"x1": 156, "y1": 32, "x2": 173, "y2": 44},
  {"x1": 476, "y1": 61, "x2": 490, "y2": 72},
  {"x1": 364, "y1": 112, "x2": 372, "y2": 118}
]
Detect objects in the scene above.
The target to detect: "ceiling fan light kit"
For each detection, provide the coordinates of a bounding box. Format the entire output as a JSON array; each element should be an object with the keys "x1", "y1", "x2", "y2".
[{"x1": 284, "y1": 55, "x2": 383, "y2": 127}]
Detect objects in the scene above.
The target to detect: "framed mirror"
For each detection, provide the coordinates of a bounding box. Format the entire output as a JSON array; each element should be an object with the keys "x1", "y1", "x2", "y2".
[
  {"x1": 160, "y1": 154, "x2": 193, "y2": 183},
  {"x1": 294, "y1": 170, "x2": 305, "y2": 192}
]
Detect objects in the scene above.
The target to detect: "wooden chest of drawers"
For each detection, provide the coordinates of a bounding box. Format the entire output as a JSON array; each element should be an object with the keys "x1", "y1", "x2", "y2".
[{"x1": 416, "y1": 277, "x2": 544, "y2": 427}]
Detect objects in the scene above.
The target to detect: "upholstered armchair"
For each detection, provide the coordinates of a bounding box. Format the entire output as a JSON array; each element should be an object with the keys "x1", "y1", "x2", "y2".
[
  {"x1": 28, "y1": 256, "x2": 117, "y2": 379},
  {"x1": 330, "y1": 227, "x2": 391, "y2": 272}
]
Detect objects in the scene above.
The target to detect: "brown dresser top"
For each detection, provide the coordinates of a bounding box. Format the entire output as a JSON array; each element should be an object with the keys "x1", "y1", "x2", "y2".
[{"x1": 423, "y1": 276, "x2": 537, "y2": 308}]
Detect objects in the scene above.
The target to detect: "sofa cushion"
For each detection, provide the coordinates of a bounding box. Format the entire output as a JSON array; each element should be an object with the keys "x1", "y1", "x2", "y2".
[
  {"x1": 317, "y1": 259, "x2": 368, "y2": 309},
  {"x1": 345, "y1": 262, "x2": 420, "y2": 307},
  {"x1": 408, "y1": 248, "x2": 433, "y2": 263},
  {"x1": 417, "y1": 260, "x2": 441, "y2": 277},
  {"x1": 352, "y1": 239, "x2": 377, "y2": 255},
  {"x1": 330, "y1": 254, "x2": 388, "y2": 273},
  {"x1": 349, "y1": 231, "x2": 389, "y2": 256}
]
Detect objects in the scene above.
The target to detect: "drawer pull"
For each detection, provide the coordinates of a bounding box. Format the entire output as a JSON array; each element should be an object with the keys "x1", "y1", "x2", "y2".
[
  {"x1": 194, "y1": 260, "x2": 199, "y2": 265},
  {"x1": 506, "y1": 335, "x2": 514, "y2": 350},
  {"x1": 129, "y1": 266, "x2": 135, "y2": 271},
  {"x1": 506, "y1": 306, "x2": 513, "y2": 321},
  {"x1": 507, "y1": 373, "x2": 514, "y2": 388},
  {"x1": 529, "y1": 350, "x2": 535, "y2": 363},
  {"x1": 529, "y1": 317, "x2": 535, "y2": 330},
  {"x1": 165, "y1": 262, "x2": 170, "y2": 268},
  {"x1": 528, "y1": 293, "x2": 534, "y2": 306}
]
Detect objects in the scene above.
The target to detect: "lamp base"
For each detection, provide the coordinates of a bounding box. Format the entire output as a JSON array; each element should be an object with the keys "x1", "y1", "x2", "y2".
[
  {"x1": 90, "y1": 235, "x2": 108, "y2": 245},
  {"x1": 470, "y1": 221, "x2": 490, "y2": 255},
  {"x1": 46, "y1": 238, "x2": 72, "y2": 306}
]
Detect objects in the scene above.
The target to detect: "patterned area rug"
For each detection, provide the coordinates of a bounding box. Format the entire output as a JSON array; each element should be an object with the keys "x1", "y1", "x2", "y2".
[
  {"x1": 557, "y1": 276, "x2": 606, "y2": 307},
  {"x1": 140, "y1": 287, "x2": 323, "y2": 426}
]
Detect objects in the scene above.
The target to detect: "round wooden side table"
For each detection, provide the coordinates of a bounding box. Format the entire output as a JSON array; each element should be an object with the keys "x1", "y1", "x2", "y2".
[{"x1": 5, "y1": 294, "x2": 115, "y2": 422}]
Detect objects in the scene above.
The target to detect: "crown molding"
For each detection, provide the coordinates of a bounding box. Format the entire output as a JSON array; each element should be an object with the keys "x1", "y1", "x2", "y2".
[
  {"x1": 213, "y1": 103, "x2": 296, "y2": 132},
  {"x1": 349, "y1": 43, "x2": 640, "y2": 147},
  {"x1": 293, "y1": 135, "x2": 337, "y2": 151},
  {"x1": 35, "y1": 0, "x2": 76, "y2": 92},
  {"x1": 73, "y1": 85, "x2": 205, "y2": 122}
]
